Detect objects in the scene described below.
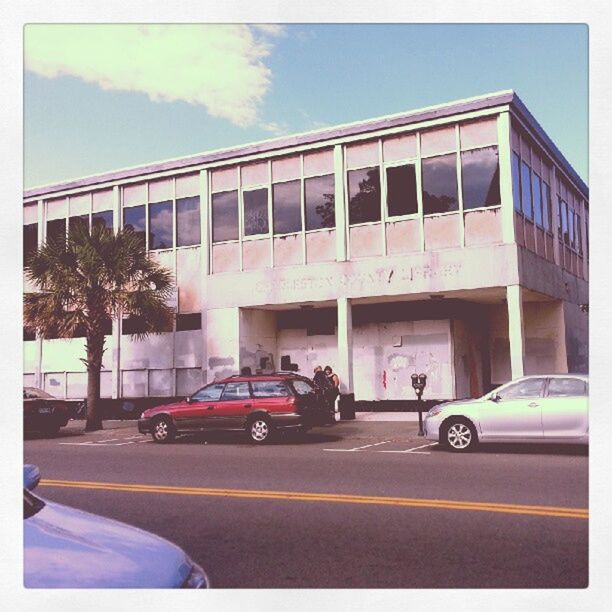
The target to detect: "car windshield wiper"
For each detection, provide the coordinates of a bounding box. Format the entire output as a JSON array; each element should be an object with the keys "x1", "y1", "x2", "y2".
[{"x1": 24, "y1": 489, "x2": 46, "y2": 519}]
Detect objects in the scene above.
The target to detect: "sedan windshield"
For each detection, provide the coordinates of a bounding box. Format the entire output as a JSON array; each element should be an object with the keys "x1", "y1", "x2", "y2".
[
  {"x1": 291, "y1": 380, "x2": 315, "y2": 395},
  {"x1": 24, "y1": 387, "x2": 54, "y2": 400},
  {"x1": 24, "y1": 489, "x2": 45, "y2": 519}
]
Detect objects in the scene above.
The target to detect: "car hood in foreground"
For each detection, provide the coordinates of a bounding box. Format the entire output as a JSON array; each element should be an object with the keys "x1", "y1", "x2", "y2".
[
  {"x1": 433, "y1": 398, "x2": 483, "y2": 411},
  {"x1": 24, "y1": 499, "x2": 192, "y2": 588}
]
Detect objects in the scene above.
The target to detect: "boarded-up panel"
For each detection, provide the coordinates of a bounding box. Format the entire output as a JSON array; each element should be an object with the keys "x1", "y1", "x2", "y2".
[
  {"x1": 306, "y1": 230, "x2": 336, "y2": 263},
  {"x1": 177, "y1": 246, "x2": 201, "y2": 312},
  {"x1": 349, "y1": 223, "x2": 382, "y2": 258},
  {"x1": 121, "y1": 334, "x2": 173, "y2": 370},
  {"x1": 241, "y1": 162, "x2": 268, "y2": 187},
  {"x1": 421, "y1": 125, "x2": 456, "y2": 157},
  {"x1": 122, "y1": 183, "x2": 147, "y2": 207},
  {"x1": 69, "y1": 193, "x2": 90, "y2": 216},
  {"x1": 176, "y1": 174, "x2": 200, "y2": 198},
  {"x1": 464, "y1": 208, "x2": 502, "y2": 247},
  {"x1": 424, "y1": 214, "x2": 460, "y2": 250},
  {"x1": 535, "y1": 227, "x2": 546, "y2": 257},
  {"x1": 176, "y1": 368, "x2": 204, "y2": 395},
  {"x1": 44, "y1": 373, "x2": 66, "y2": 398},
  {"x1": 386, "y1": 218, "x2": 420, "y2": 255},
  {"x1": 303, "y1": 149, "x2": 333, "y2": 176},
  {"x1": 524, "y1": 219, "x2": 536, "y2": 252},
  {"x1": 149, "y1": 369, "x2": 173, "y2": 396},
  {"x1": 24, "y1": 340, "x2": 37, "y2": 373},
  {"x1": 243, "y1": 238, "x2": 270, "y2": 270},
  {"x1": 42, "y1": 338, "x2": 111, "y2": 372},
  {"x1": 272, "y1": 156, "x2": 300, "y2": 182},
  {"x1": 121, "y1": 370, "x2": 147, "y2": 397},
  {"x1": 274, "y1": 234, "x2": 303, "y2": 267},
  {"x1": 515, "y1": 212, "x2": 525, "y2": 247},
  {"x1": 46, "y1": 198, "x2": 68, "y2": 220},
  {"x1": 24, "y1": 203, "x2": 38, "y2": 224},
  {"x1": 92, "y1": 189, "x2": 113, "y2": 212},
  {"x1": 212, "y1": 242, "x2": 240, "y2": 273},
  {"x1": 66, "y1": 372, "x2": 88, "y2": 399},
  {"x1": 460, "y1": 118, "x2": 497, "y2": 150},
  {"x1": 383, "y1": 134, "x2": 417, "y2": 162},
  {"x1": 346, "y1": 141, "x2": 379, "y2": 169},
  {"x1": 211, "y1": 167, "x2": 238, "y2": 192},
  {"x1": 149, "y1": 178, "x2": 173, "y2": 202},
  {"x1": 175, "y1": 330, "x2": 203, "y2": 368}
]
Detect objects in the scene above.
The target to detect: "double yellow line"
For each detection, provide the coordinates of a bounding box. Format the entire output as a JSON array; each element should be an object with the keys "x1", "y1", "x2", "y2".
[{"x1": 40, "y1": 479, "x2": 588, "y2": 520}]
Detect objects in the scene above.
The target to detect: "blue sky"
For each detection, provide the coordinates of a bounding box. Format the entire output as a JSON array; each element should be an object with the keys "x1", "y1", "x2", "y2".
[{"x1": 24, "y1": 23, "x2": 588, "y2": 188}]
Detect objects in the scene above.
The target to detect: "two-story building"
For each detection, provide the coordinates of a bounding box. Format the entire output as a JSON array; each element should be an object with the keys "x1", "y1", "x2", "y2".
[{"x1": 23, "y1": 90, "x2": 588, "y2": 409}]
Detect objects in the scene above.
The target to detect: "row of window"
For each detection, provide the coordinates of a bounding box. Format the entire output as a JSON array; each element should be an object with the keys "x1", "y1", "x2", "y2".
[
  {"x1": 191, "y1": 378, "x2": 311, "y2": 402},
  {"x1": 212, "y1": 146, "x2": 501, "y2": 242},
  {"x1": 511, "y1": 152, "x2": 553, "y2": 231},
  {"x1": 557, "y1": 197, "x2": 583, "y2": 254},
  {"x1": 23, "y1": 313, "x2": 201, "y2": 341}
]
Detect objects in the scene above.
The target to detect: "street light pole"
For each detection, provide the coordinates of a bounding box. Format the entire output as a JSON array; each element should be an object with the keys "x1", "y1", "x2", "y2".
[{"x1": 411, "y1": 373, "x2": 427, "y2": 437}]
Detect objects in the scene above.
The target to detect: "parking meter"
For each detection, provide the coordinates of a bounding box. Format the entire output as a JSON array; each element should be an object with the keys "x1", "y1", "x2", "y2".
[{"x1": 411, "y1": 373, "x2": 427, "y2": 435}]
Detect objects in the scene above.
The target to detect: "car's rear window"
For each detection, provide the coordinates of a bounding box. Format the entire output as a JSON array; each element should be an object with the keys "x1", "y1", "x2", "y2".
[
  {"x1": 251, "y1": 380, "x2": 288, "y2": 398},
  {"x1": 291, "y1": 379, "x2": 315, "y2": 395},
  {"x1": 548, "y1": 378, "x2": 588, "y2": 397}
]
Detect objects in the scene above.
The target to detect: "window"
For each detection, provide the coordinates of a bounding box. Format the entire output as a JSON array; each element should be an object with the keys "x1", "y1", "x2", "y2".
[
  {"x1": 568, "y1": 208, "x2": 575, "y2": 248},
  {"x1": 73, "y1": 318, "x2": 112, "y2": 337},
  {"x1": 123, "y1": 205, "x2": 146, "y2": 245},
  {"x1": 251, "y1": 380, "x2": 288, "y2": 398},
  {"x1": 542, "y1": 181, "x2": 552, "y2": 232},
  {"x1": 386, "y1": 164, "x2": 418, "y2": 217},
  {"x1": 291, "y1": 379, "x2": 315, "y2": 395},
  {"x1": 221, "y1": 382, "x2": 251, "y2": 400},
  {"x1": 212, "y1": 191, "x2": 239, "y2": 242},
  {"x1": 192, "y1": 383, "x2": 225, "y2": 402},
  {"x1": 460, "y1": 146, "x2": 500, "y2": 210},
  {"x1": 304, "y1": 174, "x2": 335, "y2": 230},
  {"x1": 176, "y1": 313, "x2": 201, "y2": 331},
  {"x1": 547, "y1": 378, "x2": 587, "y2": 397},
  {"x1": 576, "y1": 214, "x2": 582, "y2": 253},
  {"x1": 511, "y1": 152, "x2": 521, "y2": 212},
  {"x1": 243, "y1": 188, "x2": 269, "y2": 236},
  {"x1": 122, "y1": 315, "x2": 171, "y2": 335},
  {"x1": 273, "y1": 180, "x2": 301, "y2": 234},
  {"x1": 69, "y1": 215, "x2": 89, "y2": 236},
  {"x1": 422, "y1": 154, "x2": 458, "y2": 214},
  {"x1": 497, "y1": 378, "x2": 546, "y2": 400},
  {"x1": 176, "y1": 196, "x2": 200, "y2": 247},
  {"x1": 561, "y1": 199, "x2": 569, "y2": 244},
  {"x1": 520, "y1": 162, "x2": 532, "y2": 219},
  {"x1": 348, "y1": 167, "x2": 381, "y2": 224},
  {"x1": 149, "y1": 200, "x2": 173, "y2": 249},
  {"x1": 92, "y1": 210, "x2": 113, "y2": 232},
  {"x1": 46, "y1": 218, "x2": 66, "y2": 246},
  {"x1": 532, "y1": 173, "x2": 543, "y2": 227},
  {"x1": 24, "y1": 223, "x2": 37, "y2": 266}
]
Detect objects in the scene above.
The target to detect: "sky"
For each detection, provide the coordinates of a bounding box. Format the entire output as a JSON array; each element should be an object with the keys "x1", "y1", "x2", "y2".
[{"x1": 23, "y1": 23, "x2": 588, "y2": 189}]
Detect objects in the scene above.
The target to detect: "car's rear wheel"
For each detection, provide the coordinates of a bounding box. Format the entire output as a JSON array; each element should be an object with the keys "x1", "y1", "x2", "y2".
[
  {"x1": 151, "y1": 416, "x2": 176, "y2": 443},
  {"x1": 247, "y1": 416, "x2": 272, "y2": 444},
  {"x1": 442, "y1": 418, "x2": 478, "y2": 452}
]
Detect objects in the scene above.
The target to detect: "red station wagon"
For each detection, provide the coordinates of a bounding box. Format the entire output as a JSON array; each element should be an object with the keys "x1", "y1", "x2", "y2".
[{"x1": 138, "y1": 373, "x2": 332, "y2": 444}]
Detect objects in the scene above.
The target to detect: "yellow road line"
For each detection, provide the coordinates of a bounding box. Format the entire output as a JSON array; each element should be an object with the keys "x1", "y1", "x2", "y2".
[{"x1": 39, "y1": 479, "x2": 588, "y2": 520}]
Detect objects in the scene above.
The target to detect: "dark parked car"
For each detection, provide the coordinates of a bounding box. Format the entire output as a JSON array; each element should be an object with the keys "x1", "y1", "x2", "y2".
[
  {"x1": 23, "y1": 387, "x2": 76, "y2": 435},
  {"x1": 138, "y1": 373, "x2": 332, "y2": 444}
]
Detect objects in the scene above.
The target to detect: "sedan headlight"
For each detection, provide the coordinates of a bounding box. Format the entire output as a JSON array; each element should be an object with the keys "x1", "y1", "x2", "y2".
[
  {"x1": 427, "y1": 404, "x2": 446, "y2": 418},
  {"x1": 140, "y1": 411, "x2": 147, "y2": 419},
  {"x1": 182, "y1": 561, "x2": 209, "y2": 588}
]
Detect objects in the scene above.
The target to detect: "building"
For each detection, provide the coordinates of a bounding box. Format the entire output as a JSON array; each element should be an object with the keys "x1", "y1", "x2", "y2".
[{"x1": 23, "y1": 90, "x2": 589, "y2": 409}]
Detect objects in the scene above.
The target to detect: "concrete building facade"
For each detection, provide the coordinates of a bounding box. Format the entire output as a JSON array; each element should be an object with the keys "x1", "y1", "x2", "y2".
[{"x1": 23, "y1": 91, "x2": 589, "y2": 408}]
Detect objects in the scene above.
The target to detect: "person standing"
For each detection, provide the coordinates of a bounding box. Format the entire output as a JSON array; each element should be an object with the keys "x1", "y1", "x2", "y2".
[
  {"x1": 324, "y1": 365, "x2": 340, "y2": 421},
  {"x1": 313, "y1": 366, "x2": 334, "y2": 423}
]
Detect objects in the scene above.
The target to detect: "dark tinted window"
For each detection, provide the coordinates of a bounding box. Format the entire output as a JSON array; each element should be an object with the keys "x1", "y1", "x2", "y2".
[
  {"x1": 24, "y1": 223, "x2": 38, "y2": 266},
  {"x1": 542, "y1": 181, "x2": 551, "y2": 231},
  {"x1": 251, "y1": 380, "x2": 288, "y2": 398},
  {"x1": 212, "y1": 191, "x2": 239, "y2": 242},
  {"x1": 243, "y1": 188, "x2": 269, "y2": 236},
  {"x1": 46, "y1": 218, "x2": 66, "y2": 246},
  {"x1": 273, "y1": 181, "x2": 301, "y2": 234},
  {"x1": 176, "y1": 313, "x2": 201, "y2": 331},
  {"x1": 72, "y1": 317, "x2": 112, "y2": 338},
  {"x1": 122, "y1": 315, "x2": 171, "y2": 335},
  {"x1": 547, "y1": 378, "x2": 587, "y2": 397},
  {"x1": 520, "y1": 162, "x2": 532, "y2": 218},
  {"x1": 304, "y1": 174, "x2": 335, "y2": 230},
  {"x1": 221, "y1": 382, "x2": 251, "y2": 400},
  {"x1": 69, "y1": 215, "x2": 89, "y2": 236},
  {"x1": 348, "y1": 167, "x2": 381, "y2": 224},
  {"x1": 422, "y1": 154, "x2": 458, "y2": 214},
  {"x1": 576, "y1": 215, "x2": 582, "y2": 253},
  {"x1": 498, "y1": 378, "x2": 546, "y2": 400},
  {"x1": 192, "y1": 383, "x2": 225, "y2": 402},
  {"x1": 123, "y1": 206, "x2": 146, "y2": 245},
  {"x1": 386, "y1": 164, "x2": 418, "y2": 217},
  {"x1": 92, "y1": 210, "x2": 113, "y2": 232},
  {"x1": 512, "y1": 152, "x2": 521, "y2": 212},
  {"x1": 461, "y1": 146, "x2": 500, "y2": 209},
  {"x1": 176, "y1": 196, "x2": 200, "y2": 247},
  {"x1": 560, "y1": 199, "x2": 569, "y2": 244},
  {"x1": 532, "y1": 173, "x2": 543, "y2": 227},
  {"x1": 291, "y1": 379, "x2": 315, "y2": 395},
  {"x1": 149, "y1": 201, "x2": 173, "y2": 249}
]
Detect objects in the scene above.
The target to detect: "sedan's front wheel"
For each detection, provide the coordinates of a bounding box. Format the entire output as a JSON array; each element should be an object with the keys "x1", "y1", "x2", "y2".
[
  {"x1": 248, "y1": 417, "x2": 272, "y2": 444},
  {"x1": 442, "y1": 418, "x2": 478, "y2": 452},
  {"x1": 151, "y1": 417, "x2": 176, "y2": 443}
]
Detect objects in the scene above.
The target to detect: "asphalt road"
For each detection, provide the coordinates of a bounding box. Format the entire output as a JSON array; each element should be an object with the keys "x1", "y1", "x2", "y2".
[{"x1": 24, "y1": 420, "x2": 588, "y2": 588}]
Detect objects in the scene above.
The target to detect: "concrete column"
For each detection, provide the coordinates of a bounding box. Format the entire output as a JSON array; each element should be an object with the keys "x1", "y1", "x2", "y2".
[
  {"x1": 336, "y1": 297, "x2": 353, "y2": 394},
  {"x1": 497, "y1": 111, "x2": 515, "y2": 244},
  {"x1": 506, "y1": 285, "x2": 525, "y2": 379},
  {"x1": 110, "y1": 186, "x2": 121, "y2": 399},
  {"x1": 34, "y1": 199, "x2": 44, "y2": 388},
  {"x1": 334, "y1": 144, "x2": 347, "y2": 262},
  {"x1": 199, "y1": 169, "x2": 210, "y2": 382},
  {"x1": 550, "y1": 165, "x2": 561, "y2": 266}
]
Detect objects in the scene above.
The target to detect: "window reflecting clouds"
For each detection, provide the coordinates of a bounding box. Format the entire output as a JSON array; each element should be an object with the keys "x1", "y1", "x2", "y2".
[
  {"x1": 273, "y1": 181, "x2": 301, "y2": 234},
  {"x1": 461, "y1": 146, "x2": 500, "y2": 209},
  {"x1": 422, "y1": 154, "x2": 458, "y2": 214},
  {"x1": 305, "y1": 174, "x2": 335, "y2": 231},
  {"x1": 149, "y1": 200, "x2": 173, "y2": 250},
  {"x1": 123, "y1": 205, "x2": 146, "y2": 245},
  {"x1": 212, "y1": 191, "x2": 239, "y2": 242},
  {"x1": 176, "y1": 196, "x2": 200, "y2": 246},
  {"x1": 243, "y1": 188, "x2": 269, "y2": 236},
  {"x1": 348, "y1": 167, "x2": 381, "y2": 224}
]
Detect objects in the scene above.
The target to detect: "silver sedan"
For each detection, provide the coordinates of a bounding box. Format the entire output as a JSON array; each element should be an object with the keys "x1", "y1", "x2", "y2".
[{"x1": 424, "y1": 375, "x2": 588, "y2": 452}]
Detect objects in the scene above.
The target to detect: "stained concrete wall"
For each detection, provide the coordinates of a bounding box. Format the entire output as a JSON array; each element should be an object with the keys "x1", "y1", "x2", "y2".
[
  {"x1": 206, "y1": 307, "x2": 240, "y2": 381},
  {"x1": 563, "y1": 301, "x2": 588, "y2": 374},
  {"x1": 453, "y1": 319, "x2": 485, "y2": 399},
  {"x1": 523, "y1": 301, "x2": 567, "y2": 375},
  {"x1": 239, "y1": 309, "x2": 277, "y2": 373},
  {"x1": 276, "y1": 328, "x2": 338, "y2": 381}
]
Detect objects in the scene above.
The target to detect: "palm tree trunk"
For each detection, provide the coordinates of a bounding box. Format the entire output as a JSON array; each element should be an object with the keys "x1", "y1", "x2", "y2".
[{"x1": 85, "y1": 334, "x2": 104, "y2": 432}]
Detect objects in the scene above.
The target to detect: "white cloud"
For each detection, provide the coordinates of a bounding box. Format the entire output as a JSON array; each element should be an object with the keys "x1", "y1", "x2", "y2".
[{"x1": 24, "y1": 24, "x2": 283, "y2": 127}]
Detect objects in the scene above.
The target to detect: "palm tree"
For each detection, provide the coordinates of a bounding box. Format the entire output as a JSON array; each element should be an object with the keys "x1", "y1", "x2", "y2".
[{"x1": 24, "y1": 223, "x2": 175, "y2": 431}]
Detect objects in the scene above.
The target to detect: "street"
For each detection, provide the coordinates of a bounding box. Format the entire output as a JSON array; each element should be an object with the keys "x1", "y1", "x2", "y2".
[{"x1": 24, "y1": 419, "x2": 588, "y2": 588}]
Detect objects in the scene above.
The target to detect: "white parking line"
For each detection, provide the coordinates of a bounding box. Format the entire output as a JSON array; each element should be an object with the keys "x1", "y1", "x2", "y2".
[
  {"x1": 58, "y1": 441, "x2": 95, "y2": 446},
  {"x1": 379, "y1": 442, "x2": 438, "y2": 454},
  {"x1": 323, "y1": 441, "x2": 391, "y2": 452}
]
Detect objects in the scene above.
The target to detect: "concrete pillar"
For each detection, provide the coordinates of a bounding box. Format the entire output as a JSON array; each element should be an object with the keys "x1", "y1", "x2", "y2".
[
  {"x1": 199, "y1": 169, "x2": 210, "y2": 382},
  {"x1": 111, "y1": 186, "x2": 121, "y2": 399},
  {"x1": 336, "y1": 297, "x2": 353, "y2": 393},
  {"x1": 34, "y1": 199, "x2": 44, "y2": 389},
  {"x1": 334, "y1": 144, "x2": 347, "y2": 262},
  {"x1": 506, "y1": 285, "x2": 525, "y2": 379},
  {"x1": 550, "y1": 165, "x2": 561, "y2": 266},
  {"x1": 497, "y1": 111, "x2": 515, "y2": 244}
]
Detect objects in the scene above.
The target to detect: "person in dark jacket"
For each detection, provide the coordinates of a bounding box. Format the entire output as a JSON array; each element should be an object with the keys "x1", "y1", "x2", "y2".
[{"x1": 313, "y1": 366, "x2": 334, "y2": 423}]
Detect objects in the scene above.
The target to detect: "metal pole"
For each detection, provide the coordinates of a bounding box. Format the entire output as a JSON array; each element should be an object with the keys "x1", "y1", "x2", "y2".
[{"x1": 417, "y1": 391, "x2": 424, "y2": 436}]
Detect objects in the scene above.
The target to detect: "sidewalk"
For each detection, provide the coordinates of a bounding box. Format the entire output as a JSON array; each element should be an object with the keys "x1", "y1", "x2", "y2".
[{"x1": 353, "y1": 412, "x2": 422, "y2": 422}]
